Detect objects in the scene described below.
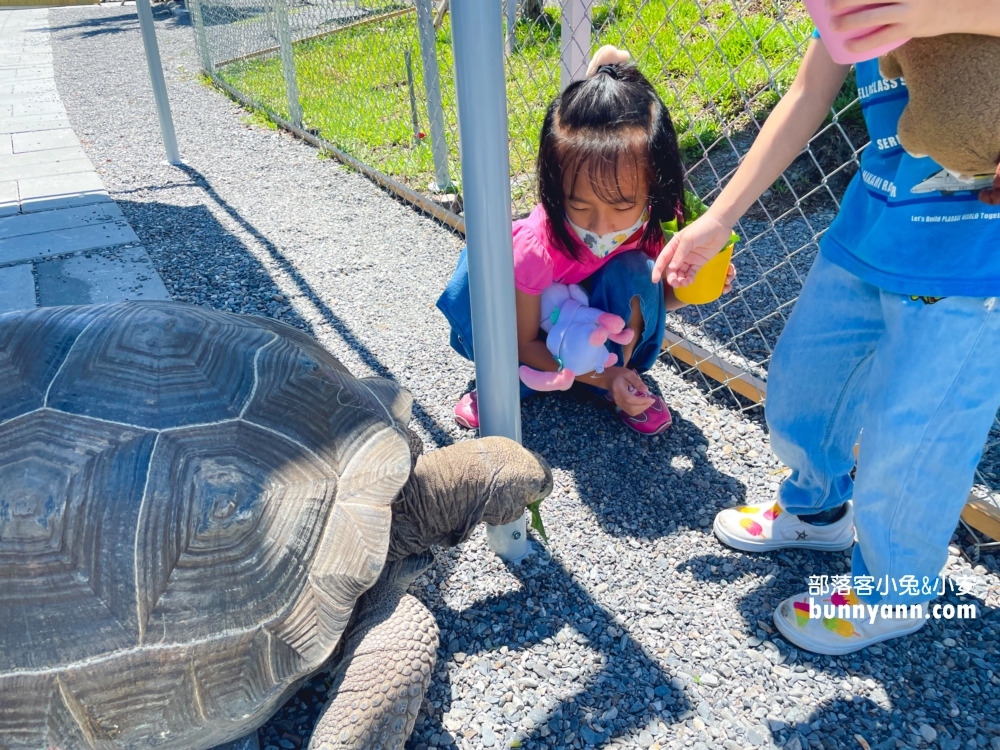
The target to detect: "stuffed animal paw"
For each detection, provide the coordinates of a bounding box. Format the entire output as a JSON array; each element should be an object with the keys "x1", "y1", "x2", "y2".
[{"x1": 519, "y1": 283, "x2": 634, "y2": 392}]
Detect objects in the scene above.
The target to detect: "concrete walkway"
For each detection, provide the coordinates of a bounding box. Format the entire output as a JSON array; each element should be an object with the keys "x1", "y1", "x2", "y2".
[{"x1": 0, "y1": 7, "x2": 168, "y2": 313}]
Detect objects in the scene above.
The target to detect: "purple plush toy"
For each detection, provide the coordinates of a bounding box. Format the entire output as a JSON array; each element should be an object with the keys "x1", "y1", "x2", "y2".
[{"x1": 519, "y1": 283, "x2": 634, "y2": 391}]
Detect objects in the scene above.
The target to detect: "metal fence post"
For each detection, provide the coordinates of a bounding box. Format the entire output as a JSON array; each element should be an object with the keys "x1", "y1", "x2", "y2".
[
  {"x1": 187, "y1": 0, "x2": 213, "y2": 74},
  {"x1": 505, "y1": 0, "x2": 517, "y2": 56},
  {"x1": 414, "y1": 0, "x2": 454, "y2": 192},
  {"x1": 135, "y1": 0, "x2": 182, "y2": 165},
  {"x1": 560, "y1": 0, "x2": 591, "y2": 91},
  {"x1": 450, "y1": 0, "x2": 526, "y2": 561},
  {"x1": 270, "y1": 0, "x2": 304, "y2": 128}
]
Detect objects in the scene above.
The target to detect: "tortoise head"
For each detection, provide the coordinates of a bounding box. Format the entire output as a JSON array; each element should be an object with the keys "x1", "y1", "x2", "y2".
[{"x1": 386, "y1": 436, "x2": 553, "y2": 561}]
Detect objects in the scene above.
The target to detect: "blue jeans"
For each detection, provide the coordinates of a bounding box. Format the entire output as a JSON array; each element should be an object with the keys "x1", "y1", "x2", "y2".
[
  {"x1": 768, "y1": 251, "x2": 1000, "y2": 604},
  {"x1": 436, "y1": 247, "x2": 666, "y2": 397}
]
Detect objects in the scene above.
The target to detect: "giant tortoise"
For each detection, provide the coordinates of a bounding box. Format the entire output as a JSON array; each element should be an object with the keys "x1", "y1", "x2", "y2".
[{"x1": 0, "y1": 301, "x2": 551, "y2": 750}]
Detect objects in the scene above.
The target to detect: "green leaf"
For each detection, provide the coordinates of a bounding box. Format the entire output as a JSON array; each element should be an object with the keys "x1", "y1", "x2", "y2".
[
  {"x1": 527, "y1": 499, "x2": 548, "y2": 543},
  {"x1": 660, "y1": 190, "x2": 740, "y2": 246}
]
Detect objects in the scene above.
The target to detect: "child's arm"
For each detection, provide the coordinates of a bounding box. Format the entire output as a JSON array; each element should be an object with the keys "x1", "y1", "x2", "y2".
[
  {"x1": 830, "y1": 0, "x2": 1000, "y2": 54},
  {"x1": 653, "y1": 40, "x2": 851, "y2": 287},
  {"x1": 515, "y1": 290, "x2": 560, "y2": 373}
]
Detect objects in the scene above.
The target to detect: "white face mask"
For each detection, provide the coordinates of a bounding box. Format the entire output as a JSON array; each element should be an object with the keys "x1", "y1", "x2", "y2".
[{"x1": 566, "y1": 209, "x2": 648, "y2": 258}]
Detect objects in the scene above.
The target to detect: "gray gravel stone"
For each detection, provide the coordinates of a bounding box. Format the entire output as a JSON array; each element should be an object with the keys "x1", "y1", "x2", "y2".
[{"x1": 47, "y1": 5, "x2": 1000, "y2": 750}]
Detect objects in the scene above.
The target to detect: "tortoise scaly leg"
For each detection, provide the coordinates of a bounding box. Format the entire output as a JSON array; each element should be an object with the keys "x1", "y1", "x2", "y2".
[{"x1": 309, "y1": 558, "x2": 438, "y2": 750}]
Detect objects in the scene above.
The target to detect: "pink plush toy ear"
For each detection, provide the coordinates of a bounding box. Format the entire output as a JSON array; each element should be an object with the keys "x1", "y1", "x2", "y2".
[
  {"x1": 596, "y1": 312, "x2": 627, "y2": 334},
  {"x1": 607, "y1": 328, "x2": 635, "y2": 345},
  {"x1": 519, "y1": 366, "x2": 576, "y2": 392}
]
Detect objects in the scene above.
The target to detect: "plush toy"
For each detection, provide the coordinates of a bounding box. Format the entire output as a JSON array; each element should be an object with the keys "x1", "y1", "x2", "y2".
[
  {"x1": 518, "y1": 283, "x2": 634, "y2": 391},
  {"x1": 878, "y1": 34, "x2": 1000, "y2": 203}
]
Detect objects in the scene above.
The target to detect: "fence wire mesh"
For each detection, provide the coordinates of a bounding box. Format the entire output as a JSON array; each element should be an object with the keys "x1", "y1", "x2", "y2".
[{"x1": 188, "y1": 0, "x2": 1000, "y2": 551}]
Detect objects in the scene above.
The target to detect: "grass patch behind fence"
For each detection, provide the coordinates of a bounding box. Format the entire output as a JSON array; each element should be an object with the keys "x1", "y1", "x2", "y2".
[{"x1": 216, "y1": 1, "x2": 817, "y2": 214}]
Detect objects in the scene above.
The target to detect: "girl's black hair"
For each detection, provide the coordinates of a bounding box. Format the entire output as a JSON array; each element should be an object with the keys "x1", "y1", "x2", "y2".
[{"x1": 536, "y1": 61, "x2": 684, "y2": 261}]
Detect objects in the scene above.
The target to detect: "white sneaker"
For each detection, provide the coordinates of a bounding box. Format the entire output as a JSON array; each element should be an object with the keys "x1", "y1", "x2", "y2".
[
  {"x1": 712, "y1": 499, "x2": 855, "y2": 552},
  {"x1": 773, "y1": 589, "x2": 928, "y2": 656}
]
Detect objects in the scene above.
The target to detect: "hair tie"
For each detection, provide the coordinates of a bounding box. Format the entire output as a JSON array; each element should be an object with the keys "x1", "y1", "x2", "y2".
[{"x1": 596, "y1": 64, "x2": 620, "y2": 79}]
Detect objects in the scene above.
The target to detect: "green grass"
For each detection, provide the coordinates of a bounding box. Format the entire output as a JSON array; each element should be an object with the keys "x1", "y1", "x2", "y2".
[{"x1": 218, "y1": 1, "x2": 821, "y2": 214}]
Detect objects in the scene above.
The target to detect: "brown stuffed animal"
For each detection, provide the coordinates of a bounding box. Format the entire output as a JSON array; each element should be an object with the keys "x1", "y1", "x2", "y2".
[{"x1": 879, "y1": 34, "x2": 1000, "y2": 206}]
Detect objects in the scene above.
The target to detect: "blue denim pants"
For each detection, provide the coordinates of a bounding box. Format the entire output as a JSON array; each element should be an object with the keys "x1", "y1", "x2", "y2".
[
  {"x1": 436, "y1": 247, "x2": 667, "y2": 397},
  {"x1": 767, "y1": 251, "x2": 1000, "y2": 604}
]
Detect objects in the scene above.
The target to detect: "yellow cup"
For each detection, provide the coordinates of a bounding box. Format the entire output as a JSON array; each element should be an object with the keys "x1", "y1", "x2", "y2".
[{"x1": 673, "y1": 243, "x2": 733, "y2": 305}]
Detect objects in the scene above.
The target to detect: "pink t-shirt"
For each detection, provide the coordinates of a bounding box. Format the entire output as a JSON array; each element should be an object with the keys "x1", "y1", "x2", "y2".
[{"x1": 512, "y1": 205, "x2": 655, "y2": 295}]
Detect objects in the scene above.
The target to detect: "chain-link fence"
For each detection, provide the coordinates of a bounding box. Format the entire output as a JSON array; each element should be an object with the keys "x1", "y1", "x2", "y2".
[
  {"x1": 187, "y1": 0, "x2": 835, "y2": 394},
  {"x1": 186, "y1": 0, "x2": 999, "y2": 554}
]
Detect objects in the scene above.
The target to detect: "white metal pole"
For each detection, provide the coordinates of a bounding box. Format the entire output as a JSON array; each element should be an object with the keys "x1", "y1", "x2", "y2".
[
  {"x1": 415, "y1": 0, "x2": 454, "y2": 191},
  {"x1": 505, "y1": 0, "x2": 517, "y2": 56},
  {"x1": 270, "y1": 0, "x2": 303, "y2": 128},
  {"x1": 135, "y1": 0, "x2": 182, "y2": 165},
  {"x1": 560, "y1": 0, "x2": 591, "y2": 91},
  {"x1": 450, "y1": 0, "x2": 527, "y2": 561},
  {"x1": 188, "y1": 0, "x2": 213, "y2": 74}
]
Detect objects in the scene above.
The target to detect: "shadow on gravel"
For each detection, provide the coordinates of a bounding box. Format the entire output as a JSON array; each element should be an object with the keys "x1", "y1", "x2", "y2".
[
  {"x1": 515, "y1": 390, "x2": 748, "y2": 540},
  {"x1": 47, "y1": 3, "x2": 185, "y2": 38},
  {"x1": 407, "y1": 550, "x2": 694, "y2": 749},
  {"x1": 114, "y1": 164, "x2": 456, "y2": 444},
  {"x1": 678, "y1": 549, "x2": 1000, "y2": 748},
  {"x1": 262, "y1": 546, "x2": 695, "y2": 749}
]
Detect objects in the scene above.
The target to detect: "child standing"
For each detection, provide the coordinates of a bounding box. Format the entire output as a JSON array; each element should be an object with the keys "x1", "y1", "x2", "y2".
[
  {"x1": 653, "y1": 0, "x2": 1000, "y2": 655},
  {"x1": 438, "y1": 57, "x2": 734, "y2": 435}
]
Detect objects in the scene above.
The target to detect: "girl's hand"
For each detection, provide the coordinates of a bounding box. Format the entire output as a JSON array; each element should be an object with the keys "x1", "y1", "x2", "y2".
[
  {"x1": 651, "y1": 212, "x2": 737, "y2": 287},
  {"x1": 586, "y1": 45, "x2": 631, "y2": 77},
  {"x1": 828, "y1": 0, "x2": 1000, "y2": 54},
  {"x1": 608, "y1": 367, "x2": 654, "y2": 417}
]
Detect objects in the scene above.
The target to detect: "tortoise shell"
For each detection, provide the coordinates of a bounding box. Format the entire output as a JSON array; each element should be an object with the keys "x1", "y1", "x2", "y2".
[{"x1": 0, "y1": 301, "x2": 412, "y2": 750}]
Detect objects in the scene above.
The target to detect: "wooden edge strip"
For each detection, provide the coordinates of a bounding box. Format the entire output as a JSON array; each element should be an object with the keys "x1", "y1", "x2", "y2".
[
  {"x1": 214, "y1": 7, "x2": 416, "y2": 68},
  {"x1": 661, "y1": 329, "x2": 767, "y2": 404},
  {"x1": 962, "y1": 497, "x2": 1000, "y2": 544}
]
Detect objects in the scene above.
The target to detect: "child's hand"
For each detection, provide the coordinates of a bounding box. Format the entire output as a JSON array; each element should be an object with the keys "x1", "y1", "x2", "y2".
[
  {"x1": 609, "y1": 367, "x2": 654, "y2": 417},
  {"x1": 586, "y1": 45, "x2": 631, "y2": 77},
  {"x1": 652, "y1": 213, "x2": 736, "y2": 288},
  {"x1": 828, "y1": 0, "x2": 992, "y2": 54},
  {"x1": 980, "y1": 164, "x2": 1000, "y2": 207},
  {"x1": 723, "y1": 263, "x2": 737, "y2": 295}
]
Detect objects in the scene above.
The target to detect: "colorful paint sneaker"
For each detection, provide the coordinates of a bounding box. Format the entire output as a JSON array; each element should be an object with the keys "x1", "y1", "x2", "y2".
[
  {"x1": 603, "y1": 390, "x2": 672, "y2": 435},
  {"x1": 773, "y1": 589, "x2": 927, "y2": 656},
  {"x1": 454, "y1": 390, "x2": 479, "y2": 429},
  {"x1": 712, "y1": 499, "x2": 855, "y2": 552}
]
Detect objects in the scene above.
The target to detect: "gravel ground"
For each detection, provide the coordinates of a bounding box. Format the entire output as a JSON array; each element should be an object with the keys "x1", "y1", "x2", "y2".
[{"x1": 48, "y1": 6, "x2": 1000, "y2": 750}]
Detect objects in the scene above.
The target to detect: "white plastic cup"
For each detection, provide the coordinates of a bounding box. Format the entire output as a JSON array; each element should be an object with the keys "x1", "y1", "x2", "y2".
[
  {"x1": 802, "y1": 0, "x2": 909, "y2": 65},
  {"x1": 486, "y1": 514, "x2": 529, "y2": 562}
]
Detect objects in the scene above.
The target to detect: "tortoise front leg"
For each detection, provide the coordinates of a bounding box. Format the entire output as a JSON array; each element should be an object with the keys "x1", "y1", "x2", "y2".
[{"x1": 309, "y1": 561, "x2": 439, "y2": 750}]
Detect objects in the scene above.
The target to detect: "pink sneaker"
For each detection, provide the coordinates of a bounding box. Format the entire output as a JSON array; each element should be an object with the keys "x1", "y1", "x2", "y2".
[
  {"x1": 605, "y1": 390, "x2": 672, "y2": 435},
  {"x1": 454, "y1": 390, "x2": 479, "y2": 429}
]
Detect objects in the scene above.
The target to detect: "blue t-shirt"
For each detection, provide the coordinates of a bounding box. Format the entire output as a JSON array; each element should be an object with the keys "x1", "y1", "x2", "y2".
[{"x1": 819, "y1": 56, "x2": 1000, "y2": 297}]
